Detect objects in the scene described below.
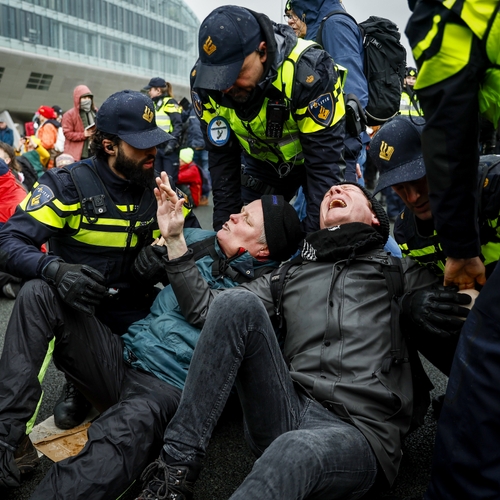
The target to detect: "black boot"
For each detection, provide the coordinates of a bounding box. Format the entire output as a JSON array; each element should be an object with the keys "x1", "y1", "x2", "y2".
[
  {"x1": 53, "y1": 382, "x2": 91, "y2": 430},
  {"x1": 135, "y1": 456, "x2": 200, "y2": 500}
]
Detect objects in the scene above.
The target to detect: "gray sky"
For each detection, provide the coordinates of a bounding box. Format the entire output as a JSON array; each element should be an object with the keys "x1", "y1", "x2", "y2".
[{"x1": 183, "y1": 0, "x2": 414, "y2": 64}]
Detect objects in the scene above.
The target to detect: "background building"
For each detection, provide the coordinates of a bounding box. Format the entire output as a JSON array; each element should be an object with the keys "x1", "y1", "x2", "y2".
[{"x1": 0, "y1": 0, "x2": 199, "y2": 124}]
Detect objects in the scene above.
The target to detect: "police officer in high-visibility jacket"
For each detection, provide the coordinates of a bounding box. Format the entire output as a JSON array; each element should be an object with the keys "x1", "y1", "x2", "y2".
[
  {"x1": 190, "y1": 5, "x2": 346, "y2": 233},
  {"x1": 371, "y1": 115, "x2": 500, "y2": 376},
  {"x1": 399, "y1": 67, "x2": 422, "y2": 117},
  {"x1": 406, "y1": 1, "x2": 500, "y2": 498},
  {"x1": 143, "y1": 77, "x2": 183, "y2": 184},
  {"x1": 0, "y1": 90, "x2": 197, "y2": 473}
]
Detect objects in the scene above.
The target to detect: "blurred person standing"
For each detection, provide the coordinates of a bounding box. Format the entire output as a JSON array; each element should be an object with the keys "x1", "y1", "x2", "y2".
[
  {"x1": 62, "y1": 85, "x2": 97, "y2": 161},
  {"x1": 36, "y1": 105, "x2": 60, "y2": 168},
  {"x1": 284, "y1": 1, "x2": 307, "y2": 38},
  {"x1": 52, "y1": 105, "x2": 66, "y2": 155},
  {"x1": 143, "y1": 77, "x2": 183, "y2": 183},
  {"x1": 291, "y1": 0, "x2": 368, "y2": 182},
  {"x1": 400, "y1": 67, "x2": 422, "y2": 117},
  {"x1": 0, "y1": 119, "x2": 14, "y2": 146}
]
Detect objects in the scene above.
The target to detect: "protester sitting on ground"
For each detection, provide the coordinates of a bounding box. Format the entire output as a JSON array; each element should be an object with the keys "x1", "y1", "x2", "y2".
[
  {"x1": 0, "y1": 175, "x2": 303, "y2": 499},
  {"x1": 177, "y1": 147, "x2": 203, "y2": 207},
  {"x1": 135, "y1": 179, "x2": 470, "y2": 500},
  {"x1": 0, "y1": 157, "x2": 27, "y2": 299},
  {"x1": 62, "y1": 85, "x2": 97, "y2": 161},
  {"x1": 0, "y1": 141, "x2": 33, "y2": 190},
  {"x1": 16, "y1": 135, "x2": 50, "y2": 176}
]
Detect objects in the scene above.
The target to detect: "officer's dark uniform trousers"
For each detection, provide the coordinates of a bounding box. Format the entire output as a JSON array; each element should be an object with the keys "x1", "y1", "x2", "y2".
[{"x1": 0, "y1": 280, "x2": 180, "y2": 500}]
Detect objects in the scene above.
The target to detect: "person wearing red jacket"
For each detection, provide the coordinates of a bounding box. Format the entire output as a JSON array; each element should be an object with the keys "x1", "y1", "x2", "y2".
[
  {"x1": 0, "y1": 156, "x2": 27, "y2": 298},
  {"x1": 178, "y1": 147, "x2": 202, "y2": 207},
  {"x1": 62, "y1": 85, "x2": 97, "y2": 161}
]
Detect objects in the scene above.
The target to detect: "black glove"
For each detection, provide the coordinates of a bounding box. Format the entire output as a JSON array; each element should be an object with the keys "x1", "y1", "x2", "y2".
[
  {"x1": 400, "y1": 285, "x2": 472, "y2": 338},
  {"x1": 42, "y1": 260, "x2": 107, "y2": 315},
  {"x1": 163, "y1": 139, "x2": 179, "y2": 155},
  {"x1": 131, "y1": 245, "x2": 169, "y2": 286}
]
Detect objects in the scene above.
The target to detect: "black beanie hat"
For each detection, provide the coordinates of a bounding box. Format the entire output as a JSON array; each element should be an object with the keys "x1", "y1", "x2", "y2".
[
  {"x1": 261, "y1": 195, "x2": 304, "y2": 261},
  {"x1": 335, "y1": 182, "x2": 390, "y2": 244}
]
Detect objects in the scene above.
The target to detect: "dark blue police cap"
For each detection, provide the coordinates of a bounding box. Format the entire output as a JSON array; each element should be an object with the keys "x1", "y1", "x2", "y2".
[
  {"x1": 371, "y1": 115, "x2": 427, "y2": 195},
  {"x1": 143, "y1": 77, "x2": 167, "y2": 90},
  {"x1": 193, "y1": 6, "x2": 263, "y2": 91},
  {"x1": 96, "y1": 90, "x2": 171, "y2": 149}
]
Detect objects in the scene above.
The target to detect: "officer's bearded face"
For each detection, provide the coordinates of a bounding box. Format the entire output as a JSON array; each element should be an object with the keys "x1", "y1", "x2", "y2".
[
  {"x1": 114, "y1": 142, "x2": 156, "y2": 188},
  {"x1": 222, "y1": 51, "x2": 266, "y2": 104}
]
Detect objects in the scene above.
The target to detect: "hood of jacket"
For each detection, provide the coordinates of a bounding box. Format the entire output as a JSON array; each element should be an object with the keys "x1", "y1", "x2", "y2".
[
  {"x1": 291, "y1": 0, "x2": 346, "y2": 40},
  {"x1": 72, "y1": 85, "x2": 94, "y2": 110}
]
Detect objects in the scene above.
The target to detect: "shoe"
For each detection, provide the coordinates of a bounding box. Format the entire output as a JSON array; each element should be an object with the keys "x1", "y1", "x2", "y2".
[
  {"x1": 198, "y1": 196, "x2": 209, "y2": 206},
  {"x1": 135, "y1": 458, "x2": 197, "y2": 500},
  {"x1": 2, "y1": 283, "x2": 21, "y2": 300},
  {"x1": 53, "y1": 382, "x2": 91, "y2": 430},
  {"x1": 14, "y1": 435, "x2": 39, "y2": 475}
]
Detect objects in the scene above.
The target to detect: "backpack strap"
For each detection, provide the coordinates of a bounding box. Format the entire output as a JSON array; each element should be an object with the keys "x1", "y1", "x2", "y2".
[
  {"x1": 270, "y1": 255, "x2": 303, "y2": 329},
  {"x1": 380, "y1": 255, "x2": 407, "y2": 373},
  {"x1": 316, "y1": 10, "x2": 359, "y2": 47}
]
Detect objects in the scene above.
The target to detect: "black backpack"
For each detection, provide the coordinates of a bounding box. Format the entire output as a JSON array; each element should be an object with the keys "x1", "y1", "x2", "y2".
[{"x1": 317, "y1": 12, "x2": 407, "y2": 126}]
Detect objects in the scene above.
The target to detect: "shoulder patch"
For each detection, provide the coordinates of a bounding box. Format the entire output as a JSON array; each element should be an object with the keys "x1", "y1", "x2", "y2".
[
  {"x1": 191, "y1": 91, "x2": 203, "y2": 118},
  {"x1": 26, "y1": 185, "x2": 55, "y2": 212},
  {"x1": 308, "y1": 93, "x2": 334, "y2": 127}
]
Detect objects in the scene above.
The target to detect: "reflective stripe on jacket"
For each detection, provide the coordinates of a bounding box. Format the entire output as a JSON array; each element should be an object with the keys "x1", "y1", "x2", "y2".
[
  {"x1": 413, "y1": 0, "x2": 500, "y2": 124},
  {"x1": 199, "y1": 38, "x2": 346, "y2": 165}
]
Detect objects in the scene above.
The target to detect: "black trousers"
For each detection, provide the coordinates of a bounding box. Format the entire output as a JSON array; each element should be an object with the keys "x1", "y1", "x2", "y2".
[{"x1": 0, "y1": 279, "x2": 181, "y2": 500}]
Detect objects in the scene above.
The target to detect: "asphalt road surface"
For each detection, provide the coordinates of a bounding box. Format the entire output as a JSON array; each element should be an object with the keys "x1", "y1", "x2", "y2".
[{"x1": 0, "y1": 200, "x2": 447, "y2": 499}]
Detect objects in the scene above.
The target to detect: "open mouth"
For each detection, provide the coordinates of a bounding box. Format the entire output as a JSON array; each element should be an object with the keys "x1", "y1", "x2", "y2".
[{"x1": 329, "y1": 199, "x2": 347, "y2": 209}]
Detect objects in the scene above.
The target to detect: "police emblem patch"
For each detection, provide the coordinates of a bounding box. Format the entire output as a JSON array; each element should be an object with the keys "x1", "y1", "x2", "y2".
[
  {"x1": 191, "y1": 91, "x2": 203, "y2": 118},
  {"x1": 307, "y1": 93, "x2": 334, "y2": 127},
  {"x1": 26, "y1": 185, "x2": 55, "y2": 212},
  {"x1": 207, "y1": 116, "x2": 230, "y2": 146}
]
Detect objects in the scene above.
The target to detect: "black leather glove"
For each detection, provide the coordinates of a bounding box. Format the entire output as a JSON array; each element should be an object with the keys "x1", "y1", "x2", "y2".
[
  {"x1": 163, "y1": 139, "x2": 179, "y2": 155},
  {"x1": 131, "y1": 245, "x2": 169, "y2": 286},
  {"x1": 42, "y1": 260, "x2": 107, "y2": 315},
  {"x1": 400, "y1": 285, "x2": 472, "y2": 338}
]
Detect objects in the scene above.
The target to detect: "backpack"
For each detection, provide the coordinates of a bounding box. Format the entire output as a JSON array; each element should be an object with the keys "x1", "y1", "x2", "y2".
[{"x1": 317, "y1": 12, "x2": 407, "y2": 126}]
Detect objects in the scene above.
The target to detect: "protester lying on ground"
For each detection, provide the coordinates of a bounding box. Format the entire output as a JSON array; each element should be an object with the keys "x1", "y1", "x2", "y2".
[
  {"x1": 0, "y1": 172, "x2": 302, "y2": 499},
  {"x1": 135, "y1": 179, "x2": 471, "y2": 500}
]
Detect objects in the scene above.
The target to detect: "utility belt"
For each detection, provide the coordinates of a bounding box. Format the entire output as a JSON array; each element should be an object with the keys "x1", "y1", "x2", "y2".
[{"x1": 241, "y1": 173, "x2": 277, "y2": 196}]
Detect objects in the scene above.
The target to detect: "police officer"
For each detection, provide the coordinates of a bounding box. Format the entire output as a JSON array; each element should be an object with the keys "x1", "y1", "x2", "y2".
[
  {"x1": 406, "y1": 2, "x2": 500, "y2": 497},
  {"x1": 0, "y1": 90, "x2": 197, "y2": 470},
  {"x1": 143, "y1": 77, "x2": 183, "y2": 183},
  {"x1": 190, "y1": 5, "x2": 346, "y2": 233},
  {"x1": 399, "y1": 67, "x2": 422, "y2": 117},
  {"x1": 371, "y1": 115, "x2": 500, "y2": 374}
]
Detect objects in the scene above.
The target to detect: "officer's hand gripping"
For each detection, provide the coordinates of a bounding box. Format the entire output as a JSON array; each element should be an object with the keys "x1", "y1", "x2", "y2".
[
  {"x1": 42, "y1": 260, "x2": 107, "y2": 315},
  {"x1": 400, "y1": 284, "x2": 472, "y2": 338},
  {"x1": 131, "y1": 244, "x2": 168, "y2": 285}
]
